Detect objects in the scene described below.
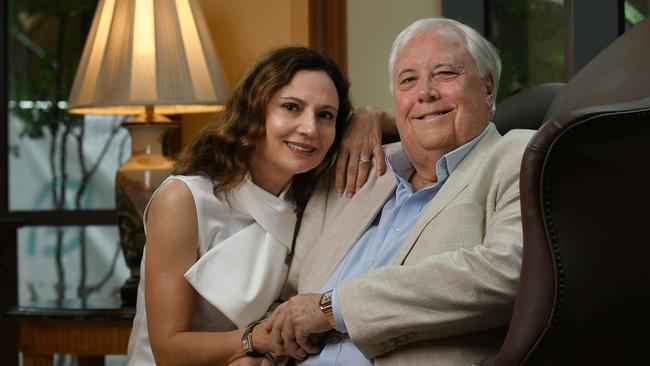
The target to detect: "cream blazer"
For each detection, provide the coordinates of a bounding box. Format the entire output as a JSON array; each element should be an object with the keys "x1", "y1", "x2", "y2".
[{"x1": 283, "y1": 127, "x2": 535, "y2": 366}]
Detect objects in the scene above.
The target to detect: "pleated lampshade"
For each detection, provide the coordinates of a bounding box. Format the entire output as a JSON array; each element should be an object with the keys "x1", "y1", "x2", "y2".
[{"x1": 67, "y1": 0, "x2": 229, "y2": 117}]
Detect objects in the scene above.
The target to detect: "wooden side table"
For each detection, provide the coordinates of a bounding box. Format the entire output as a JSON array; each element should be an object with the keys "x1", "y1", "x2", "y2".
[{"x1": 6, "y1": 299, "x2": 135, "y2": 366}]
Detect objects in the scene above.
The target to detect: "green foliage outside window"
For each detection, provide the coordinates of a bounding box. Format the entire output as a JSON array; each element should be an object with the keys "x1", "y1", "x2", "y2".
[{"x1": 490, "y1": 0, "x2": 565, "y2": 102}]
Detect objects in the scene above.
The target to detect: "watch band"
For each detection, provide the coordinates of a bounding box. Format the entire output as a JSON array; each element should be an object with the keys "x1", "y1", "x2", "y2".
[
  {"x1": 319, "y1": 290, "x2": 336, "y2": 328},
  {"x1": 241, "y1": 321, "x2": 264, "y2": 357}
]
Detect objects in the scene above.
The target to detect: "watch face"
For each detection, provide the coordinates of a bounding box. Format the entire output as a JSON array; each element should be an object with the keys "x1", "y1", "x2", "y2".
[
  {"x1": 321, "y1": 291, "x2": 333, "y2": 305},
  {"x1": 242, "y1": 337, "x2": 251, "y2": 352}
]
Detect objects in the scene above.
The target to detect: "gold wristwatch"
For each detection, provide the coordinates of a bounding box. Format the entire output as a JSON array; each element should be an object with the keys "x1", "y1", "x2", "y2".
[{"x1": 319, "y1": 290, "x2": 336, "y2": 328}]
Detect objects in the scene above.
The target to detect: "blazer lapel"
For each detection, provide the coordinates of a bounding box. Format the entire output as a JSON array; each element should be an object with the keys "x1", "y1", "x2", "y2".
[
  {"x1": 394, "y1": 128, "x2": 502, "y2": 264},
  {"x1": 301, "y1": 172, "x2": 397, "y2": 291}
]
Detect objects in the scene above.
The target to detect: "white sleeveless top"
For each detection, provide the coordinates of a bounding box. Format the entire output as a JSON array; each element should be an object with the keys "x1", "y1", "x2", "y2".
[{"x1": 126, "y1": 175, "x2": 296, "y2": 365}]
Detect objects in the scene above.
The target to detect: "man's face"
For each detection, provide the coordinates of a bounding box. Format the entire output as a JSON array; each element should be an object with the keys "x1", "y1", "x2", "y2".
[{"x1": 391, "y1": 28, "x2": 494, "y2": 163}]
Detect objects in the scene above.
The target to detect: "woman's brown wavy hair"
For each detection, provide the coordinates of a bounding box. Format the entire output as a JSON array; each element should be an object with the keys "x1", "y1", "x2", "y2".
[{"x1": 173, "y1": 47, "x2": 351, "y2": 212}]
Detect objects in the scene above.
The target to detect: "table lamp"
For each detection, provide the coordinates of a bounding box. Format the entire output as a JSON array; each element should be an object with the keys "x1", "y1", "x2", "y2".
[{"x1": 67, "y1": 0, "x2": 229, "y2": 306}]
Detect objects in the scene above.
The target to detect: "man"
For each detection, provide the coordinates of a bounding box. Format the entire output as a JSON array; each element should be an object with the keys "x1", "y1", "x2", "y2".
[{"x1": 257, "y1": 17, "x2": 534, "y2": 365}]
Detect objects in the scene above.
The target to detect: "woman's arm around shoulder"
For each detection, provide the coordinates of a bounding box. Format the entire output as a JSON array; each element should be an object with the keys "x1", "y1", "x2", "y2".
[{"x1": 334, "y1": 106, "x2": 396, "y2": 197}]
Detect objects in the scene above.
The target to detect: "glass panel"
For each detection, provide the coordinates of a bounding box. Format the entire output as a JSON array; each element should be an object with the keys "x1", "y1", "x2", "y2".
[
  {"x1": 7, "y1": 0, "x2": 130, "y2": 211},
  {"x1": 490, "y1": 0, "x2": 565, "y2": 101},
  {"x1": 17, "y1": 225, "x2": 128, "y2": 304},
  {"x1": 625, "y1": 0, "x2": 648, "y2": 30},
  {"x1": 8, "y1": 114, "x2": 130, "y2": 210}
]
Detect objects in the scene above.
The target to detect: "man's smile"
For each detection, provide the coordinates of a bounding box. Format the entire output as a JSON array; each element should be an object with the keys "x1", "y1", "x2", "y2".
[{"x1": 413, "y1": 108, "x2": 453, "y2": 120}]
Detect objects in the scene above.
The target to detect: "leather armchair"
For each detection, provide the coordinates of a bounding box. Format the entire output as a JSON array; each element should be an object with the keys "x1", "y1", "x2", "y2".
[
  {"x1": 483, "y1": 16, "x2": 650, "y2": 366},
  {"x1": 492, "y1": 82, "x2": 564, "y2": 134},
  {"x1": 489, "y1": 97, "x2": 650, "y2": 365}
]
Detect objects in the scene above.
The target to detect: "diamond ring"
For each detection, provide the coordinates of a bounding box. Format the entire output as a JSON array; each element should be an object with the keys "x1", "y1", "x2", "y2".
[{"x1": 359, "y1": 155, "x2": 371, "y2": 164}]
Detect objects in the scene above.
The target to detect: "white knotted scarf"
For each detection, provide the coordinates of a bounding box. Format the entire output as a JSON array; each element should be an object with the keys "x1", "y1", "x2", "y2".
[{"x1": 184, "y1": 179, "x2": 296, "y2": 328}]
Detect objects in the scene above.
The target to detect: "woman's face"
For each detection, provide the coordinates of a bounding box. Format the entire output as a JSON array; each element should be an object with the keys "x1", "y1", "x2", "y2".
[{"x1": 250, "y1": 69, "x2": 339, "y2": 194}]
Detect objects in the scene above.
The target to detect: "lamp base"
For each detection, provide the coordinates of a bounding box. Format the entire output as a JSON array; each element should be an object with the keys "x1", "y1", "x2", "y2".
[{"x1": 116, "y1": 122, "x2": 177, "y2": 307}]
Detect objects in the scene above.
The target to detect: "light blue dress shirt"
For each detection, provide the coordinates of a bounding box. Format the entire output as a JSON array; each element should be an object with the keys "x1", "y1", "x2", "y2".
[{"x1": 300, "y1": 123, "x2": 493, "y2": 366}]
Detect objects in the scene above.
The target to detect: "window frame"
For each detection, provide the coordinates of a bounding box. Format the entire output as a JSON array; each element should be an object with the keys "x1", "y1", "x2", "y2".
[
  {"x1": 1, "y1": 0, "x2": 115, "y2": 226},
  {"x1": 564, "y1": 0, "x2": 624, "y2": 78},
  {"x1": 443, "y1": 0, "x2": 626, "y2": 80}
]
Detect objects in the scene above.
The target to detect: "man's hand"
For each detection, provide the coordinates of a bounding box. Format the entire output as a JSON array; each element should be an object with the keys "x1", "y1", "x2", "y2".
[
  {"x1": 265, "y1": 293, "x2": 333, "y2": 359},
  {"x1": 335, "y1": 106, "x2": 387, "y2": 198}
]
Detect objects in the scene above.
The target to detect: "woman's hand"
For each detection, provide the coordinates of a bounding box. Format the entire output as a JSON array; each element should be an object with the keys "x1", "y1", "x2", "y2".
[{"x1": 335, "y1": 106, "x2": 388, "y2": 198}]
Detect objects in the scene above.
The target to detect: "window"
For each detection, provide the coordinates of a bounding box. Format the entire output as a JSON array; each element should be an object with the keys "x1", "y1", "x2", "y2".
[
  {"x1": 5, "y1": 0, "x2": 127, "y2": 305},
  {"x1": 8, "y1": 1, "x2": 129, "y2": 212},
  {"x1": 490, "y1": 0, "x2": 565, "y2": 101},
  {"x1": 18, "y1": 225, "x2": 124, "y2": 303},
  {"x1": 625, "y1": 0, "x2": 648, "y2": 29},
  {"x1": 446, "y1": 0, "x2": 647, "y2": 98}
]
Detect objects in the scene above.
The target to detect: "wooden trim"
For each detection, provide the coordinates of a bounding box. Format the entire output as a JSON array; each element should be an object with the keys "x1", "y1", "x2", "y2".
[
  {"x1": 564, "y1": 0, "x2": 575, "y2": 80},
  {"x1": 1, "y1": 0, "x2": 7, "y2": 217},
  {"x1": 1, "y1": 210, "x2": 116, "y2": 226},
  {"x1": 1, "y1": 227, "x2": 18, "y2": 366},
  {"x1": 0, "y1": 2, "x2": 18, "y2": 365},
  {"x1": 309, "y1": 0, "x2": 347, "y2": 76},
  {"x1": 17, "y1": 318, "x2": 132, "y2": 355},
  {"x1": 564, "y1": 0, "x2": 623, "y2": 80},
  {"x1": 1, "y1": 1, "x2": 18, "y2": 364}
]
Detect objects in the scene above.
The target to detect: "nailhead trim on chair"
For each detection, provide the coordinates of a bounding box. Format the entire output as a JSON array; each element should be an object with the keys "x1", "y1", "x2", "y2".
[{"x1": 543, "y1": 162, "x2": 566, "y2": 327}]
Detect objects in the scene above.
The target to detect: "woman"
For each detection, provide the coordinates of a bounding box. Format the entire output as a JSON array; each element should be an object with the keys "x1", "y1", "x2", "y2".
[{"x1": 127, "y1": 47, "x2": 352, "y2": 365}]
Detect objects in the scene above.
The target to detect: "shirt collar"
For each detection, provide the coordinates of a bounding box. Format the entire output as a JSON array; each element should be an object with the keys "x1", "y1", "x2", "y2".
[{"x1": 386, "y1": 122, "x2": 494, "y2": 188}]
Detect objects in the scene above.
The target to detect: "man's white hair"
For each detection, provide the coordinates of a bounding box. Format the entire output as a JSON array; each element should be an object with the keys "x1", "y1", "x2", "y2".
[{"x1": 388, "y1": 17, "x2": 502, "y2": 111}]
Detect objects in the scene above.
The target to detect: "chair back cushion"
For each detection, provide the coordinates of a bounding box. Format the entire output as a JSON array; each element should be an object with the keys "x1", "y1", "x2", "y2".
[
  {"x1": 495, "y1": 97, "x2": 650, "y2": 365},
  {"x1": 493, "y1": 83, "x2": 564, "y2": 134}
]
